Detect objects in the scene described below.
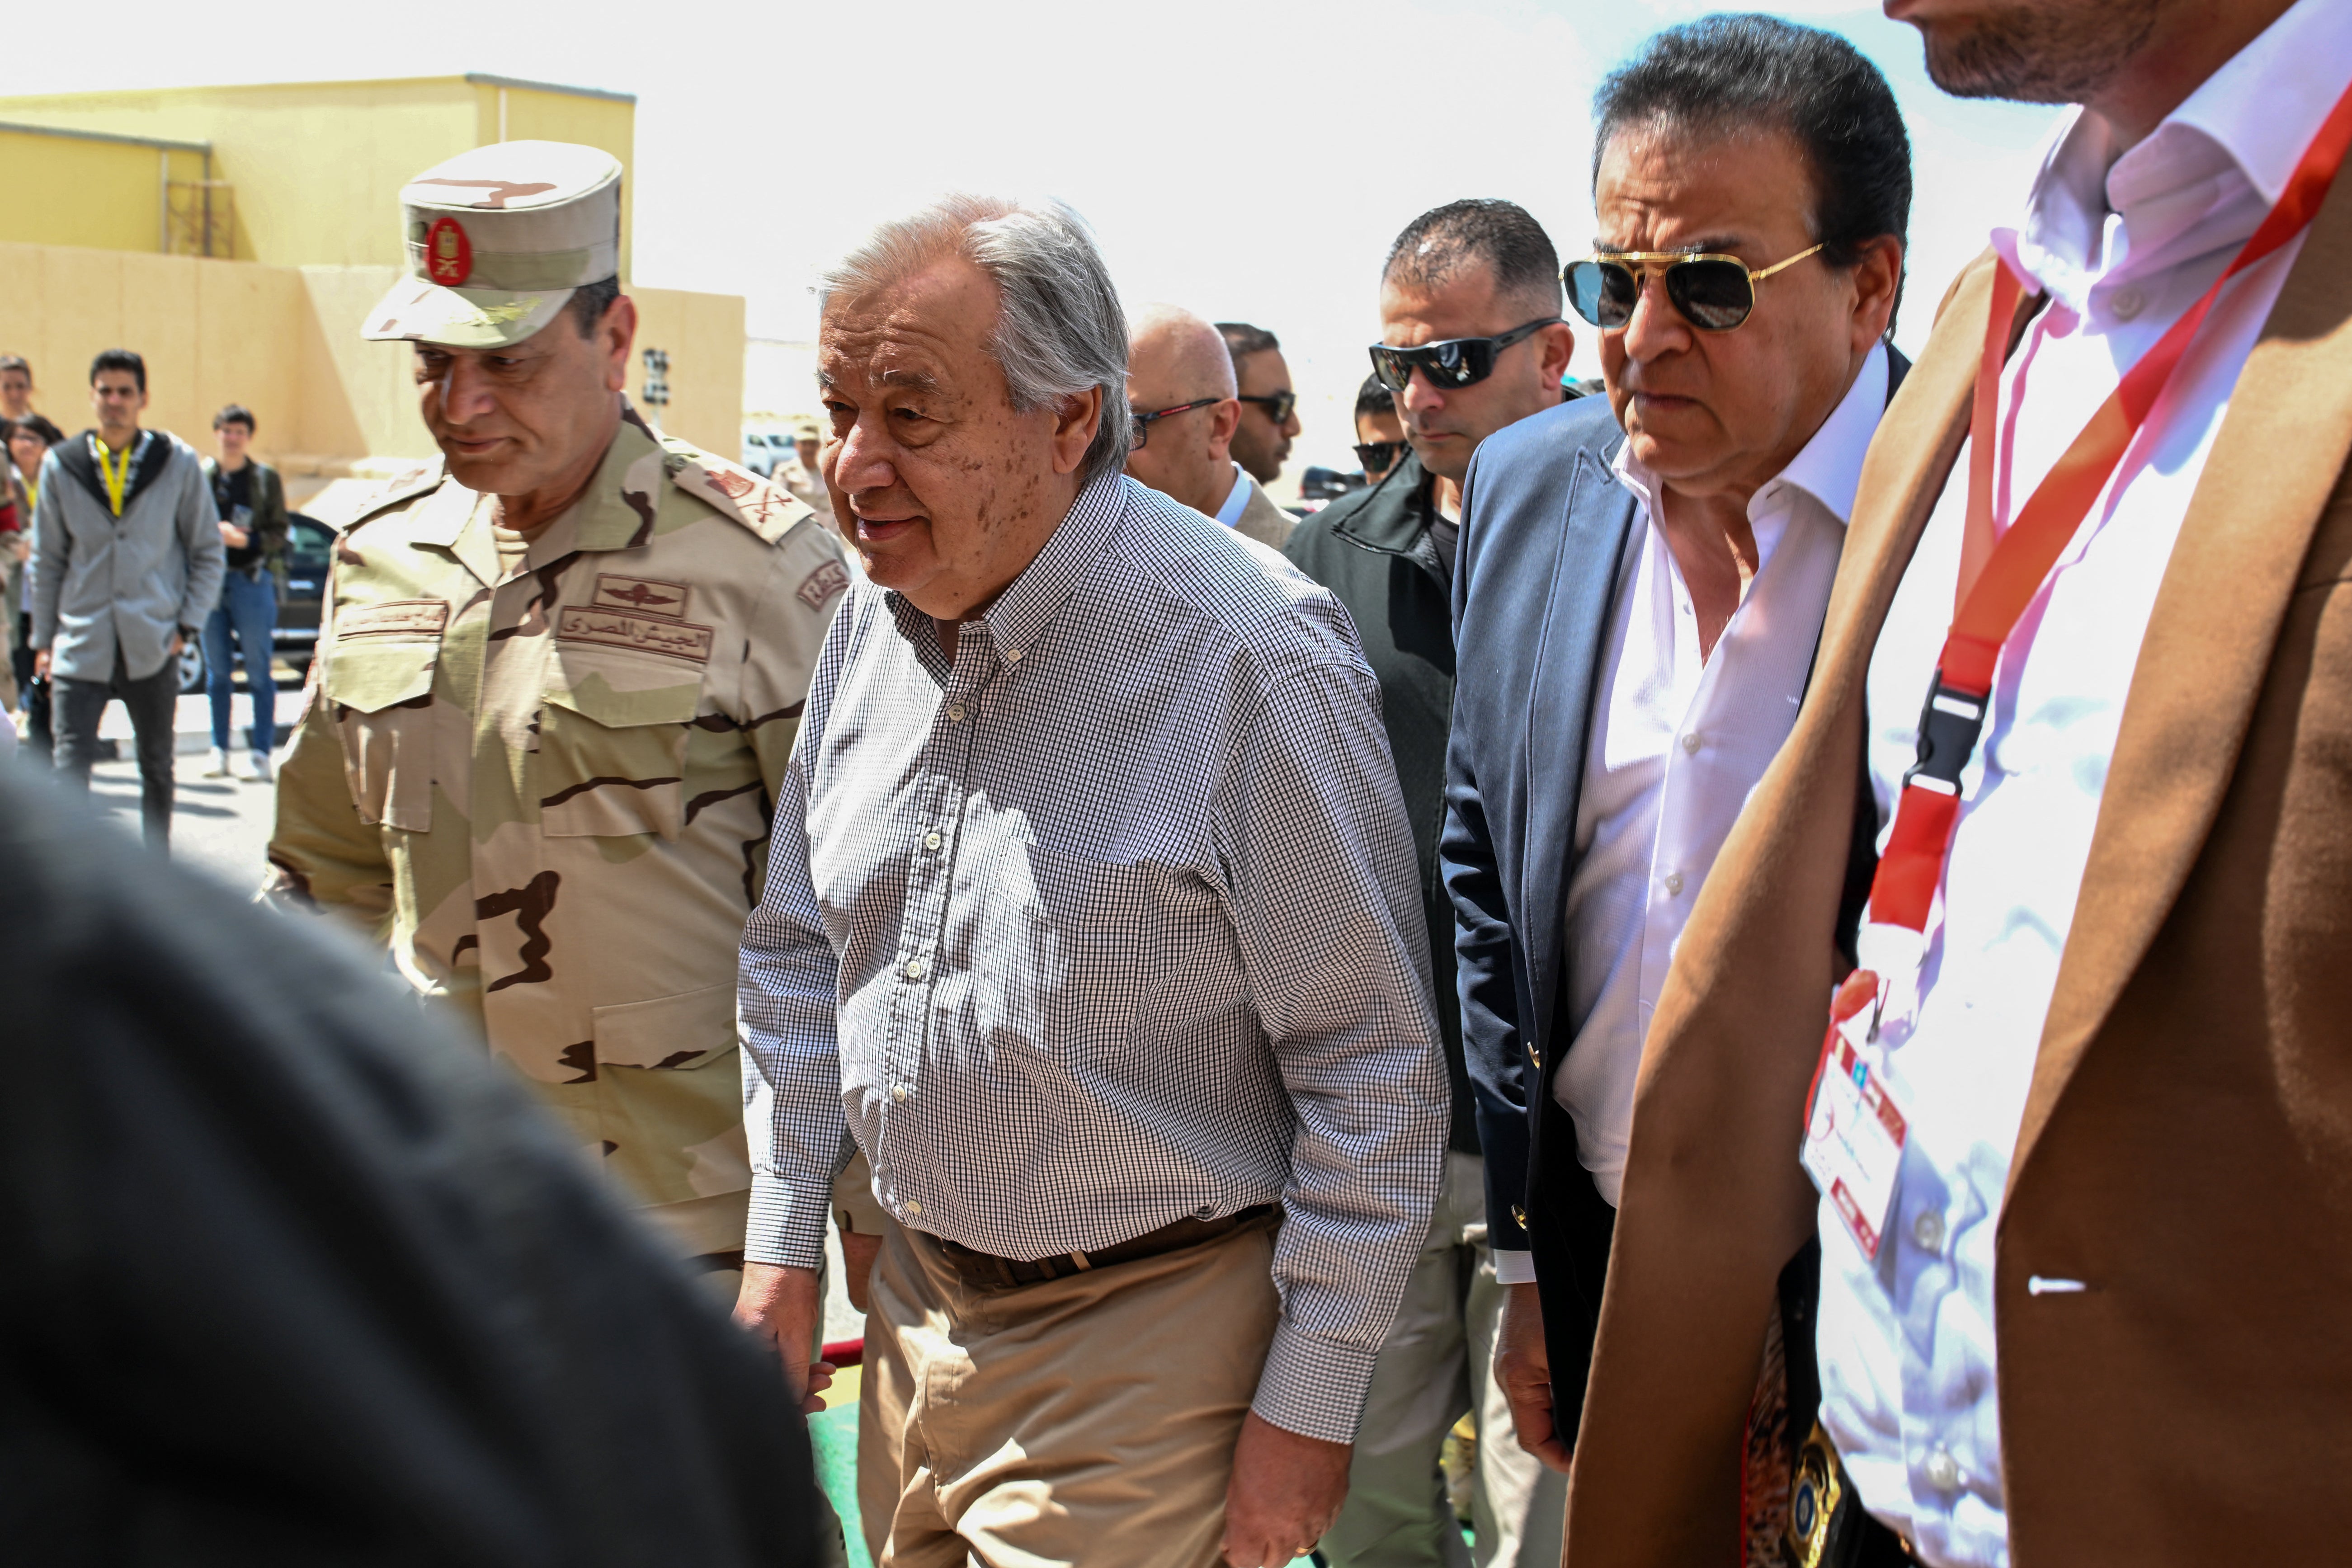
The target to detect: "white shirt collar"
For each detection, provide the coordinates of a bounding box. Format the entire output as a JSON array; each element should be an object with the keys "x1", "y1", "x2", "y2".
[
  {"x1": 1212, "y1": 461, "x2": 1250, "y2": 528},
  {"x1": 1999, "y1": 0, "x2": 2350, "y2": 311},
  {"x1": 1611, "y1": 339, "x2": 1887, "y2": 572}
]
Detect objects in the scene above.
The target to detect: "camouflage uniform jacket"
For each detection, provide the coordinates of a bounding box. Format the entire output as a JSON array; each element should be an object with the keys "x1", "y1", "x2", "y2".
[{"x1": 267, "y1": 410, "x2": 852, "y2": 1256}]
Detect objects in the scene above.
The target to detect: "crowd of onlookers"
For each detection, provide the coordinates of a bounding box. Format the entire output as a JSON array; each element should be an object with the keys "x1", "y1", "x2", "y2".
[
  {"x1": 8, "y1": 3, "x2": 2350, "y2": 1566},
  {"x1": 1, "y1": 351, "x2": 290, "y2": 834}
]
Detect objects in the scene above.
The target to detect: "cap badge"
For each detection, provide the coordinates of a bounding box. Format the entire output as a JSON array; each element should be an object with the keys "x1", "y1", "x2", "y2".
[{"x1": 426, "y1": 216, "x2": 473, "y2": 286}]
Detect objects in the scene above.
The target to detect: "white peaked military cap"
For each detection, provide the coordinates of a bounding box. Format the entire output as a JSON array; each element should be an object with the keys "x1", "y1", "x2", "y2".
[{"x1": 363, "y1": 139, "x2": 622, "y2": 348}]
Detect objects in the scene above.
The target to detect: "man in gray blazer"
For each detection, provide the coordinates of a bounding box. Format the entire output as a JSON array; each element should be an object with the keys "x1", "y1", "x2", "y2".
[{"x1": 29, "y1": 349, "x2": 224, "y2": 847}]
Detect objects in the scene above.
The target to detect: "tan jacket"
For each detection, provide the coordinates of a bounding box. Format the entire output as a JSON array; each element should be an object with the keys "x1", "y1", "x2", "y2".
[
  {"x1": 1566, "y1": 180, "x2": 2352, "y2": 1563},
  {"x1": 268, "y1": 409, "x2": 851, "y2": 1255},
  {"x1": 1235, "y1": 473, "x2": 1295, "y2": 549}
]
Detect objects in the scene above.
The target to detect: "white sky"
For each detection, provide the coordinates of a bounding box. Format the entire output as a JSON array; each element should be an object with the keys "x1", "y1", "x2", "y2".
[{"x1": 8, "y1": 0, "x2": 2064, "y2": 474}]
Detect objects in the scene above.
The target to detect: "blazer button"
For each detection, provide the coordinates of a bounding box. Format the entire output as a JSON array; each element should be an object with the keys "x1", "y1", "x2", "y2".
[
  {"x1": 1526, "y1": 1043, "x2": 1540, "y2": 1067},
  {"x1": 1511, "y1": 1204, "x2": 1528, "y2": 1229}
]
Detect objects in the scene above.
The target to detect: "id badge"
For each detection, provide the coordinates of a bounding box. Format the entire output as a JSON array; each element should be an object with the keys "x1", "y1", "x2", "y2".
[{"x1": 1801, "y1": 970, "x2": 1909, "y2": 1259}]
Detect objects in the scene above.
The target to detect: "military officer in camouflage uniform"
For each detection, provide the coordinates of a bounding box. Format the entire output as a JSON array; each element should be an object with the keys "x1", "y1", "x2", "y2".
[{"x1": 268, "y1": 141, "x2": 866, "y2": 1280}]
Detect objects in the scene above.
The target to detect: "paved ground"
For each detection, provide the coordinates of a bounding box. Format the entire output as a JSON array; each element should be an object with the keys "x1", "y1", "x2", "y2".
[{"x1": 52, "y1": 682, "x2": 868, "y2": 1344}]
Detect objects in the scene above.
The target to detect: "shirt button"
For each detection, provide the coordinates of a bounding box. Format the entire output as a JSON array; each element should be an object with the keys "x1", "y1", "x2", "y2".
[
  {"x1": 923, "y1": 831, "x2": 943, "y2": 852},
  {"x1": 1913, "y1": 1208, "x2": 1947, "y2": 1253},
  {"x1": 1663, "y1": 871, "x2": 1685, "y2": 895},
  {"x1": 903, "y1": 957, "x2": 926, "y2": 981},
  {"x1": 1004, "y1": 648, "x2": 1023, "y2": 663},
  {"x1": 1680, "y1": 732, "x2": 1701, "y2": 754},
  {"x1": 946, "y1": 702, "x2": 966, "y2": 722},
  {"x1": 1923, "y1": 1446, "x2": 1961, "y2": 1492},
  {"x1": 891, "y1": 1083, "x2": 909, "y2": 1103},
  {"x1": 903, "y1": 1200, "x2": 922, "y2": 1217},
  {"x1": 2111, "y1": 287, "x2": 2145, "y2": 320}
]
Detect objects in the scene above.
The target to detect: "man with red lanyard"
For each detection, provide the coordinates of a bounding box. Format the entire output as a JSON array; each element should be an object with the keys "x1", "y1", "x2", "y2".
[{"x1": 1553, "y1": 2, "x2": 2352, "y2": 1566}]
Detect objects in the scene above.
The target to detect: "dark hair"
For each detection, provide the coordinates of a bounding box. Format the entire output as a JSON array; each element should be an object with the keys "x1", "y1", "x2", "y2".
[
  {"x1": 567, "y1": 275, "x2": 623, "y2": 338},
  {"x1": 0, "y1": 355, "x2": 28, "y2": 382},
  {"x1": 1593, "y1": 14, "x2": 1911, "y2": 331},
  {"x1": 213, "y1": 403, "x2": 256, "y2": 433},
  {"x1": 1216, "y1": 321, "x2": 1279, "y2": 368},
  {"x1": 9, "y1": 412, "x2": 63, "y2": 447},
  {"x1": 1382, "y1": 199, "x2": 1562, "y2": 314},
  {"x1": 1355, "y1": 373, "x2": 1396, "y2": 420},
  {"x1": 90, "y1": 348, "x2": 146, "y2": 393}
]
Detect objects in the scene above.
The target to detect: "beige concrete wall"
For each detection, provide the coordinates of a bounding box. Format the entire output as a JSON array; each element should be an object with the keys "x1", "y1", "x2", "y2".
[
  {"x1": 630, "y1": 286, "x2": 746, "y2": 459},
  {"x1": 0, "y1": 240, "x2": 303, "y2": 455}
]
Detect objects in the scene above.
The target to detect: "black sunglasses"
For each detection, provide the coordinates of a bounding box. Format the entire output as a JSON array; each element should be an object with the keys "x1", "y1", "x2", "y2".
[
  {"x1": 1353, "y1": 440, "x2": 1405, "y2": 474},
  {"x1": 1367, "y1": 317, "x2": 1562, "y2": 395},
  {"x1": 1563, "y1": 244, "x2": 1824, "y2": 333},
  {"x1": 1128, "y1": 396, "x2": 1225, "y2": 452},
  {"x1": 1236, "y1": 389, "x2": 1297, "y2": 424}
]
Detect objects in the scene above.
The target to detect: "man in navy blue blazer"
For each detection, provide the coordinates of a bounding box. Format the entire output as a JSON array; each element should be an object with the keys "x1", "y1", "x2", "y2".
[{"x1": 1441, "y1": 15, "x2": 1913, "y2": 1475}]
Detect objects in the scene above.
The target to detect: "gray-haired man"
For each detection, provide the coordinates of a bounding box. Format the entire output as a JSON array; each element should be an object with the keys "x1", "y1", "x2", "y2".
[{"x1": 733, "y1": 195, "x2": 1448, "y2": 1568}]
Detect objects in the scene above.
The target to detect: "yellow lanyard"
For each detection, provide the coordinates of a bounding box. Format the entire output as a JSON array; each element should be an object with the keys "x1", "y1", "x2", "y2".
[{"x1": 94, "y1": 437, "x2": 133, "y2": 516}]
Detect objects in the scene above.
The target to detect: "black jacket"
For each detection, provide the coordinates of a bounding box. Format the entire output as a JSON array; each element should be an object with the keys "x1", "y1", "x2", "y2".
[
  {"x1": 1285, "y1": 454, "x2": 1478, "y2": 1152},
  {"x1": 0, "y1": 772, "x2": 819, "y2": 1566}
]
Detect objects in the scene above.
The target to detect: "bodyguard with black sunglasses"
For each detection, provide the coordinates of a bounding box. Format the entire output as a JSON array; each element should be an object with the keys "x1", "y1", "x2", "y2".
[
  {"x1": 1288, "y1": 198, "x2": 1579, "y2": 1568},
  {"x1": 1440, "y1": 15, "x2": 1910, "y2": 1536}
]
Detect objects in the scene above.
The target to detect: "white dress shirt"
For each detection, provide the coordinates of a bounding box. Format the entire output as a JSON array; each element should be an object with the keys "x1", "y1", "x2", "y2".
[
  {"x1": 1818, "y1": 7, "x2": 2350, "y2": 1563},
  {"x1": 1212, "y1": 459, "x2": 1250, "y2": 528},
  {"x1": 1490, "y1": 343, "x2": 1887, "y2": 1285}
]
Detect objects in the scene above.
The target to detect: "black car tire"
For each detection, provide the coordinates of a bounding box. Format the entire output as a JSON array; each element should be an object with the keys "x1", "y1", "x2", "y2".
[{"x1": 177, "y1": 636, "x2": 207, "y2": 697}]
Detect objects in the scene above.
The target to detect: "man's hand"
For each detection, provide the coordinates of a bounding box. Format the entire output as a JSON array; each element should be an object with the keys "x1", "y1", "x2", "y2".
[
  {"x1": 1496, "y1": 1281, "x2": 1571, "y2": 1472},
  {"x1": 841, "y1": 1229, "x2": 882, "y2": 1314},
  {"x1": 1221, "y1": 1410, "x2": 1351, "y2": 1567},
  {"x1": 732, "y1": 1261, "x2": 833, "y2": 1416},
  {"x1": 32, "y1": 649, "x2": 49, "y2": 680},
  {"x1": 168, "y1": 631, "x2": 184, "y2": 659}
]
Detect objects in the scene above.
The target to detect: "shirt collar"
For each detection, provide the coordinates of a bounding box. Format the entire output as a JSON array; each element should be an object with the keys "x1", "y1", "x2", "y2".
[
  {"x1": 884, "y1": 469, "x2": 1130, "y2": 665},
  {"x1": 1998, "y1": 0, "x2": 2348, "y2": 306},
  {"x1": 1611, "y1": 339, "x2": 1886, "y2": 556},
  {"x1": 1212, "y1": 461, "x2": 1250, "y2": 528}
]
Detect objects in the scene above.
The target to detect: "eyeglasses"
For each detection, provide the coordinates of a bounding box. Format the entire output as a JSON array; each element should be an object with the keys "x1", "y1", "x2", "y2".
[
  {"x1": 1367, "y1": 318, "x2": 1562, "y2": 395},
  {"x1": 1236, "y1": 390, "x2": 1297, "y2": 424},
  {"x1": 1128, "y1": 396, "x2": 1226, "y2": 452},
  {"x1": 1563, "y1": 243, "x2": 1824, "y2": 333},
  {"x1": 1354, "y1": 440, "x2": 1405, "y2": 474}
]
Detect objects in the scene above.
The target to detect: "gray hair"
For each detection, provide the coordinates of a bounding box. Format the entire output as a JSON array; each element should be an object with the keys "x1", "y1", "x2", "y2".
[{"x1": 818, "y1": 195, "x2": 1131, "y2": 488}]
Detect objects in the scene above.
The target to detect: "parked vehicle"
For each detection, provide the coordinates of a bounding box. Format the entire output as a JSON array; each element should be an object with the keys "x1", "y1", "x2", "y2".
[
  {"x1": 740, "y1": 428, "x2": 794, "y2": 477},
  {"x1": 174, "y1": 512, "x2": 335, "y2": 694}
]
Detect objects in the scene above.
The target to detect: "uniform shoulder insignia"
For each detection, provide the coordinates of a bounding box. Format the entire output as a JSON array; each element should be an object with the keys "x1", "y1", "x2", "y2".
[
  {"x1": 335, "y1": 460, "x2": 448, "y2": 532},
  {"x1": 661, "y1": 437, "x2": 814, "y2": 545}
]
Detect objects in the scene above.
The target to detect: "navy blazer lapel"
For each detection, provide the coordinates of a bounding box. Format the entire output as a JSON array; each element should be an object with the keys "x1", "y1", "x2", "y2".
[{"x1": 1519, "y1": 437, "x2": 1639, "y2": 1047}]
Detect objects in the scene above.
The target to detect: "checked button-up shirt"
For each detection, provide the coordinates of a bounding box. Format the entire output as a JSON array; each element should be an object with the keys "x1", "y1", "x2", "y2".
[{"x1": 740, "y1": 471, "x2": 1448, "y2": 1443}]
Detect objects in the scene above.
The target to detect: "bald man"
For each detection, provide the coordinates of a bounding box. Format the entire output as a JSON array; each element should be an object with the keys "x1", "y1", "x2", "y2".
[{"x1": 1124, "y1": 305, "x2": 1293, "y2": 548}]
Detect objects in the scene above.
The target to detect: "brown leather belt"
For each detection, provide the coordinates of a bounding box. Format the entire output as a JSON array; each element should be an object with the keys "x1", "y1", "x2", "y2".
[{"x1": 920, "y1": 1205, "x2": 1276, "y2": 1291}]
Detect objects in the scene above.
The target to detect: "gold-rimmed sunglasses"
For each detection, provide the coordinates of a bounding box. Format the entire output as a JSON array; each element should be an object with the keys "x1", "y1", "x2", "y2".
[{"x1": 1563, "y1": 242, "x2": 1824, "y2": 332}]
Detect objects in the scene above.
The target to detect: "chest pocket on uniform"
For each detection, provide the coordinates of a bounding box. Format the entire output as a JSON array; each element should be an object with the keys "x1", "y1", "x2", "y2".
[
  {"x1": 536, "y1": 651, "x2": 703, "y2": 840},
  {"x1": 323, "y1": 634, "x2": 440, "y2": 832}
]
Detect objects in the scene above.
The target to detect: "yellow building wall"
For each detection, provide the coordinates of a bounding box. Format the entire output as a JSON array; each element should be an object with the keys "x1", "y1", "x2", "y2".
[
  {"x1": 0, "y1": 129, "x2": 207, "y2": 254},
  {"x1": 471, "y1": 83, "x2": 636, "y2": 280},
  {"x1": 630, "y1": 286, "x2": 747, "y2": 459},
  {"x1": 0, "y1": 78, "x2": 507, "y2": 267}
]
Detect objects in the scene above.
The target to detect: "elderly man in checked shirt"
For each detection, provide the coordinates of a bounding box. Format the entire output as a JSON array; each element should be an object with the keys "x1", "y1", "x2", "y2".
[{"x1": 733, "y1": 195, "x2": 1448, "y2": 1568}]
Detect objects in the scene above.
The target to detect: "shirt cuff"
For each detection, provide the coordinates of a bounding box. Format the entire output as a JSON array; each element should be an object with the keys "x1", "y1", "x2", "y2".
[
  {"x1": 742, "y1": 1170, "x2": 830, "y2": 1271},
  {"x1": 1489, "y1": 1248, "x2": 1540, "y2": 1286},
  {"x1": 1250, "y1": 1320, "x2": 1382, "y2": 1446}
]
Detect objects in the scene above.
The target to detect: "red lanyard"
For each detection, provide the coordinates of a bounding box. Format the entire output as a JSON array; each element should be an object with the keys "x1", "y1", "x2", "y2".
[{"x1": 1864, "y1": 76, "x2": 2352, "y2": 938}]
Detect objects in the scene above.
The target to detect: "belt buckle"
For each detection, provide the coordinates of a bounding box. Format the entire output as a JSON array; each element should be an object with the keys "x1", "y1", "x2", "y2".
[{"x1": 1787, "y1": 1423, "x2": 1844, "y2": 1568}]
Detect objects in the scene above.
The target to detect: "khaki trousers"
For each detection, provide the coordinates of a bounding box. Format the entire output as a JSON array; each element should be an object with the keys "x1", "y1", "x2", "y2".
[
  {"x1": 1321, "y1": 1153, "x2": 1565, "y2": 1568},
  {"x1": 861, "y1": 1213, "x2": 1280, "y2": 1568}
]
